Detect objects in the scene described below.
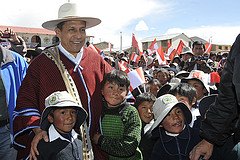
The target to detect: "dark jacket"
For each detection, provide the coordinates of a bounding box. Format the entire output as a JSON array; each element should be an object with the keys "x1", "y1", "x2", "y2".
[
  {"x1": 200, "y1": 34, "x2": 240, "y2": 146},
  {"x1": 150, "y1": 125, "x2": 201, "y2": 160}
]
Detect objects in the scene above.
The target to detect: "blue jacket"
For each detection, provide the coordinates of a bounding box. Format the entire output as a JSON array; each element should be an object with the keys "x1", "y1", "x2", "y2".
[{"x1": 0, "y1": 46, "x2": 28, "y2": 134}]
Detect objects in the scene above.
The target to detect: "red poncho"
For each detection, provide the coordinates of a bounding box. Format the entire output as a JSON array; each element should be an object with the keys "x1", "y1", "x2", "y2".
[{"x1": 13, "y1": 47, "x2": 113, "y2": 159}]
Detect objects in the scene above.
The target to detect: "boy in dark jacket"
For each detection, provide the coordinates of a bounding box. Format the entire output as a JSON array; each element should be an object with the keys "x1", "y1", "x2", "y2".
[
  {"x1": 150, "y1": 94, "x2": 201, "y2": 160},
  {"x1": 93, "y1": 70, "x2": 142, "y2": 160},
  {"x1": 36, "y1": 91, "x2": 88, "y2": 160}
]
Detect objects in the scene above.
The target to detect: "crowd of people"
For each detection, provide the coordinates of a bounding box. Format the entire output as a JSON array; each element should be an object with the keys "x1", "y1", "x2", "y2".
[{"x1": 1, "y1": 2, "x2": 240, "y2": 160}]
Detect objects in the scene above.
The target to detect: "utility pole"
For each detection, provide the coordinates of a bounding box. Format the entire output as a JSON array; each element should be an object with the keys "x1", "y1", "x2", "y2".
[{"x1": 120, "y1": 32, "x2": 122, "y2": 52}]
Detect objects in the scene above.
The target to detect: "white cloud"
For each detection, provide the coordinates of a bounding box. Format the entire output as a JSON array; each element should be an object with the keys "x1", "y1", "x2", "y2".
[
  {"x1": 165, "y1": 26, "x2": 240, "y2": 45},
  {"x1": 135, "y1": 20, "x2": 149, "y2": 31}
]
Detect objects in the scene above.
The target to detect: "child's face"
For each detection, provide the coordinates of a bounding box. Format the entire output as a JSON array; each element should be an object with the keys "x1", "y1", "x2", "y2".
[
  {"x1": 157, "y1": 72, "x2": 168, "y2": 85},
  {"x1": 102, "y1": 81, "x2": 128, "y2": 107},
  {"x1": 188, "y1": 80, "x2": 207, "y2": 100},
  {"x1": 137, "y1": 101, "x2": 154, "y2": 124},
  {"x1": 48, "y1": 108, "x2": 77, "y2": 134},
  {"x1": 160, "y1": 106, "x2": 185, "y2": 134}
]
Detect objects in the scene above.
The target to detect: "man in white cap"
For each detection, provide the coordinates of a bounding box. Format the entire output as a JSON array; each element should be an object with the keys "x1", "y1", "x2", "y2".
[{"x1": 13, "y1": 2, "x2": 112, "y2": 160}]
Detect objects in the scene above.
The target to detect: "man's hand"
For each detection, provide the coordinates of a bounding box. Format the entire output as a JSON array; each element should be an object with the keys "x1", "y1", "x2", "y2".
[
  {"x1": 189, "y1": 139, "x2": 214, "y2": 160},
  {"x1": 29, "y1": 128, "x2": 49, "y2": 160},
  {"x1": 196, "y1": 60, "x2": 206, "y2": 65}
]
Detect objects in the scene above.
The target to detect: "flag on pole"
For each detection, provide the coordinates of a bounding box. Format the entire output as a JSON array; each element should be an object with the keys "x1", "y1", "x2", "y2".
[
  {"x1": 147, "y1": 38, "x2": 158, "y2": 55},
  {"x1": 118, "y1": 61, "x2": 130, "y2": 73},
  {"x1": 130, "y1": 52, "x2": 140, "y2": 63},
  {"x1": 87, "y1": 44, "x2": 105, "y2": 58},
  {"x1": 132, "y1": 33, "x2": 143, "y2": 56},
  {"x1": 205, "y1": 43, "x2": 213, "y2": 53},
  {"x1": 156, "y1": 46, "x2": 166, "y2": 65},
  {"x1": 127, "y1": 67, "x2": 146, "y2": 91},
  {"x1": 168, "y1": 49, "x2": 177, "y2": 61},
  {"x1": 166, "y1": 42, "x2": 174, "y2": 56},
  {"x1": 176, "y1": 40, "x2": 186, "y2": 55}
]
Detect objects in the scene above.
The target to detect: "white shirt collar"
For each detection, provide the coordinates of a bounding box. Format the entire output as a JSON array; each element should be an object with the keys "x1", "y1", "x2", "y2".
[
  {"x1": 58, "y1": 43, "x2": 83, "y2": 64},
  {"x1": 48, "y1": 124, "x2": 78, "y2": 142}
]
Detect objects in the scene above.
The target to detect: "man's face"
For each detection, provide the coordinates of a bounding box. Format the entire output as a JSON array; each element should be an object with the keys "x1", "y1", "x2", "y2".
[
  {"x1": 192, "y1": 45, "x2": 205, "y2": 56},
  {"x1": 182, "y1": 53, "x2": 193, "y2": 62},
  {"x1": 55, "y1": 20, "x2": 86, "y2": 57}
]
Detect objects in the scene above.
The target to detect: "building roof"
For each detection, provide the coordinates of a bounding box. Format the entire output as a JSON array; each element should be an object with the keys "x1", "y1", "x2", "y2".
[
  {"x1": 0, "y1": 25, "x2": 55, "y2": 35},
  {"x1": 141, "y1": 33, "x2": 184, "y2": 42},
  {"x1": 190, "y1": 36, "x2": 208, "y2": 43}
]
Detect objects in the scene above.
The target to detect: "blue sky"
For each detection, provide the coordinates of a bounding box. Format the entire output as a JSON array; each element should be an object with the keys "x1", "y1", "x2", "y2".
[{"x1": 1, "y1": 0, "x2": 240, "y2": 49}]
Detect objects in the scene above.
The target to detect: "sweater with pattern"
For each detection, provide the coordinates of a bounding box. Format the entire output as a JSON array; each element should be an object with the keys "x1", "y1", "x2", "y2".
[{"x1": 98, "y1": 101, "x2": 143, "y2": 160}]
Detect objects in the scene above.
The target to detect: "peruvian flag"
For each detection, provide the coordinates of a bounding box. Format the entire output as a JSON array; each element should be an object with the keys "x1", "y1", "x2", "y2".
[
  {"x1": 169, "y1": 49, "x2": 177, "y2": 61},
  {"x1": 132, "y1": 33, "x2": 143, "y2": 56},
  {"x1": 166, "y1": 42, "x2": 174, "y2": 56},
  {"x1": 130, "y1": 52, "x2": 140, "y2": 63},
  {"x1": 205, "y1": 43, "x2": 213, "y2": 53},
  {"x1": 176, "y1": 40, "x2": 186, "y2": 55},
  {"x1": 127, "y1": 67, "x2": 146, "y2": 91},
  {"x1": 156, "y1": 46, "x2": 166, "y2": 65},
  {"x1": 147, "y1": 38, "x2": 158, "y2": 55},
  {"x1": 118, "y1": 61, "x2": 130, "y2": 73}
]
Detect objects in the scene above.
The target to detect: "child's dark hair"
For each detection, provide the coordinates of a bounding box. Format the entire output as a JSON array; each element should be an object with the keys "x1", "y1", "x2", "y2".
[
  {"x1": 102, "y1": 70, "x2": 130, "y2": 93},
  {"x1": 168, "y1": 83, "x2": 197, "y2": 105},
  {"x1": 135, "y1": 92, "x2": 156, "y2": 108}
]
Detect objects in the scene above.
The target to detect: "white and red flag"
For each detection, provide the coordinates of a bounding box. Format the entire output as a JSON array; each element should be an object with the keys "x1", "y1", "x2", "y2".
[
  {"x1": 132, "y1": 33, "x2": 143, "y2": 56},
  {"x1": 205, "y1": 43, "x2": 213, "y2": 53},
  {"x1": 156, "y1": 46, "x2": 166, "y2": 65},
  {"x1": 118, "y1": 61, "x2": 130, "y2": 73},
  {"x1": 108, "y1": 42, "x2": 112, "y2": 52},
  {"x1": 130, "y1": 52, "x2": 140, "y2": 63},
  {"x1": 127, "y1": 67, "x2": 146, "y2": 92},
  {"x1": 176, "y1": 40, "x2": 186, "y2": 55},
  {"x1": 147, "y1": 38, "x2": 158, "y2": 55}
]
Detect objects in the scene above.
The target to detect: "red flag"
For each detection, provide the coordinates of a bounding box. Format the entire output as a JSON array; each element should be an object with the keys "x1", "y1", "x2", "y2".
[
  {"x1": 166, "y1": 42, "x2": 174, "y2": 55},
  {"x1": 169, "y1": 49, "x2": 177, "y2": 61},
  {"x1": 132, "y1": 33, "x2": 139, "y2": 48},
  {"x1": 118, "y1": 62, "x2": 130, "y2": 73},
  {"x1": 130, "y1": 52, "x2": 140, "y2": 63},
  {"x1": 176, "y1": 40, "x2": 186, "y2": 55},
  {"x1": 205, "y1": 43, "x2": 212, "y2": 53},
  {"x1": 147, "y1": 38, "x2": 158, "y2": 55},
  {"x1": 156, "y1": 46, "x2": 166, "y2": 64}
]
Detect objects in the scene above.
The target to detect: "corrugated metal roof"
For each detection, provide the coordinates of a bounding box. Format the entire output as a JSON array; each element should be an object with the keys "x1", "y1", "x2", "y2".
[
  {"x1": 0, "y1": 25, "x2": 55, "y2": 35},
  {"x1": 141, "y1": 33, "x2": 183, "y2": 42}
]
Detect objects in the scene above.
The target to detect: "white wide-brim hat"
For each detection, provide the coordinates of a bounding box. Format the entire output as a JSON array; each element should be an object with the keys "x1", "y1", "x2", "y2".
[{"x1": 42, "y1": 3, "x2": 101, "y2": 31}]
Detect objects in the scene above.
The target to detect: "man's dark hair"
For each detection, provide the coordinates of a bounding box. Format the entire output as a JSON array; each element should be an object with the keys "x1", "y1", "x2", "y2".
[
  {"x1": 135, "y1": 92, "x2": 156, "y2": 108},
  {"x1": 101, "y1": 70, "x2": 130, "y2": 93},
  {"x1": 168, "y1": 83, "x2": 197, "y2": 105},
  {"x1": 192, "y1": 41, "x2": 205, "y2": 51},
  {"x1": 56, "y1": 21, "x2": 66, "y2": 31}
]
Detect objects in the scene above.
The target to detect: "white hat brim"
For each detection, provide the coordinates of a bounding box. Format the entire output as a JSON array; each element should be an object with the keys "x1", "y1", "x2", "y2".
[{"x1": 42, "y1": 17, "x2": 101, "y2": 31}]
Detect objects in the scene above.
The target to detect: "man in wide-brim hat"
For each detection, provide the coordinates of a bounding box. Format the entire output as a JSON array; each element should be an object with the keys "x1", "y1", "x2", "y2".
[{"x1": 13, "y1": 2, "x2": 113, "y2": 160}]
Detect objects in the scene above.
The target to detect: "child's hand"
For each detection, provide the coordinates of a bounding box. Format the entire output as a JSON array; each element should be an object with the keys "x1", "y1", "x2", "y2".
[{"x1": 92, "y1": 133, "x2": 102, "y2": 145}]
